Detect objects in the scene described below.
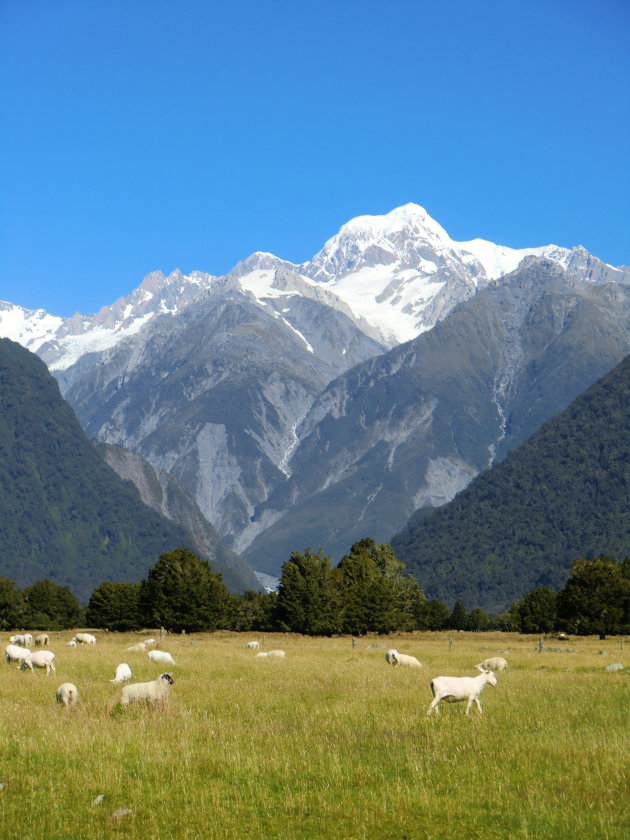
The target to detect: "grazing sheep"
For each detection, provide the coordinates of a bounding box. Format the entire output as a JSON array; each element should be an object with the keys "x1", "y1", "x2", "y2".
[
  {"x1": 255, "y1": 652, "x2": 268, "y2": 658},
  {"x1": 34, "y1": 634, "x2": 49, "y2": 646},
  {"x1": 475, "y1": 656, "x2": 508, "y2": 673},
  {"x1": 144, "y1": 638, "x2": 156, "y2": 646},
  {"x1": 9, "y1": 633, "x2": 33, "y2": 647},
  {"x1": 147, "y1": 649, "x2": 176, "y2": 665},
  {"x1": 111, "y1": 663, "x2": 133, "y2": 684},
  {"x1": 56, "y1": 682, "x2": 79, "y2": 708},
  {"x1": 266, "y1": 650, "x2": 285, "y2": 658},
  {"x1": 126, "y1": 642, "x2": 147, "y2": 653},
  {"x1": 428, "y1": 670, "x2": 498, "y2": 716},
  {"x1": 72, "y1": 633, "x2": 96, "y2": 645},
  {"x1": 21, "y1": 650, "x2": 56, "y2": 675},
  {"x1": 245, "y1": 641, "x2": 260, "y2": 650},
  {"x1": 120, "y1": 673, "x2": 174, "y2": 706},
  {"x1": 387, "y1": 650, "x2": 422, "y2": 668},
  {"x1": 66, "y1": 640, "x2": 77, "y2": 647},
  {"x1": 5, "y1": 644, "x2": 32, "y2": 665}
]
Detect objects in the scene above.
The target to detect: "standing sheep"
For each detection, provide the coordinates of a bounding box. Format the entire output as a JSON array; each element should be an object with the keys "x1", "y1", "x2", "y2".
[
  {"x1": 34, "y1": 634, "x2": 50, "y2": 646},
  {"x1": 9, "y1": 634, "x2": 33, "y2": 647},
  {"x1": 111, "y1": 663, "x2": 133, "y2": 684},
  {"x1": 148, "y1": 650, "x2": 176, "y2": 665},
  {"x1": 72, "y1": 633, "x2": 96, "y2": 645},
  {"x1": 56, "y1": 683, "x2": 79, "y2": 708},
  {"x1": 5, "y1": 644, "x2": 32, "y2": 666},
  {"x1": 119, "y1": 673, "x2": 174, "y2": 707},
  {"x1": 428, "y1": 670, "x2": 498, "y2": 716},
  {"x1": 245, "y1": 641, "x2": 260, "y2": 650},
  {"x1": 387, "y1": 650, "x2": 422, "y2": 668},
  {"x1": 21, "y1": 650, "x2": 56, "y2": 675},
  {"x1": 475, "y1": 657, "x2": 508, "y2": 673}
]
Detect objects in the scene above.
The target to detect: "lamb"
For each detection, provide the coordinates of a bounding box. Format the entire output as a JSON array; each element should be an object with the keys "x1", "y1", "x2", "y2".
[
  {"x1": 147, "y1": 649, "x2": 176, "y2": 665},
  {"x1": 111, "y1": 663, "x2": 133, "y2": 684},
  {"x1": 21, "y1": 650, "x2": 56, "y2": 675},
  {"x1": 56, "y1": 682, "x2": 79, "y2": 708},
  {"x1": 245, "y1": 641, "x2": 260, "y2": 650},
  {"x1": 387, "y1": 650, "x2": 422, "y2": 668},
  {"x1": 66, "y1": 640, "x2": 77, "y2": 647},
  {"x1": 5, "y1": 644, "x2": 32, "y2": 665},
  {"x1": 120, "y1": 673, "x2": 174, "y2": 706},
  {"x1": 126, "y1": 642, "x2": 147, "y2": 653},
  {"x1": 34, "y1": 634, "x2": 49, "y2": 646},
  {"x1": 428, "y1": 670, "x2": 498, "y2": 716},
  {"x1": 266, "y1": 650, "x2": 285, "y2": 658},
  {"x1": 72, "y1": 633, "x2": 96, "y2": 645},
  {"x1": 9, "y1": 633, "x2": 33, "y2": 647},
  {"x1": 476, "y1": 656, "x2": 508, "y2": 673}
]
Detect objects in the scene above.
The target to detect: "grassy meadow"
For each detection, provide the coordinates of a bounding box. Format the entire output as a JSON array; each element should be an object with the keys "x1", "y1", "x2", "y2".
[{"x1": 0, "y1": 630, "x2": 628, "y2": 840}]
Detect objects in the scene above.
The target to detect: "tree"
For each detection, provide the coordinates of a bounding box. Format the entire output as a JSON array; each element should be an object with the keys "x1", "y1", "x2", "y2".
[
  {"x1": 449, "y1": 599, "x2": 468, "y2": 631},
  {"x1": 139, "y1": 548, "x2": 231, "y2": 633},
  {"x1": 467, "y1": 607, "x2": 491, "y2": 632},
  {"x1": 556, "y1": 556, "x2": 630, "y2": 639},
  {"x1": 0, "y1": 576, "x2": 27, "y2": 630},
  {"x1": 230, "y1": 589, "x2": 277, "y2": 632},
  {"x1": 86, "y1": 581, "x2": 141, "y2": 631},
  {"x1": 22, "y1": 579, "x2": 83, "y2": 629},
  {"x1": 424, "y1": 599, "x2": 450, "y2": 631},
  {"x1": 334, "y1": 539, "x2": 426, "y2": 635},
  {"x1": 516, "y1": 587, "x2": 556, "y2": 634},
  {"x1": 275, "y1": 548, "x2": 339, "y2": 635}
]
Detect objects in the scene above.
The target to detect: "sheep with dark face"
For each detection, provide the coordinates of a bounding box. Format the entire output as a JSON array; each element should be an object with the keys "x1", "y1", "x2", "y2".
[{"x1": 120, "y1": 673, "x2": 174, "y2": 707}]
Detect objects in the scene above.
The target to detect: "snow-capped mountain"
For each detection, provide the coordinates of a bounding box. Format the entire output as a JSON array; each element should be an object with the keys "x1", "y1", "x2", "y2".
[
  {"x1": 4, "y1": 203, "x2": 624, "y2": 370},
  {"x1": 1, "y1": 203, "x2": 628, "y2": 586}
]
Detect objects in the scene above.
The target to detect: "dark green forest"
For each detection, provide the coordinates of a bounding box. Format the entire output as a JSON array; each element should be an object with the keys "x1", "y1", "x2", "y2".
[
  {"x1": 0, "y1": 338, "x2": 210, "y2": 601},
  {"x1": 391, "y1": 355, "x2": 630, "y2": 613},
  {"x1": 2, "y1": 547, "x2": 628, "y2": 641}
]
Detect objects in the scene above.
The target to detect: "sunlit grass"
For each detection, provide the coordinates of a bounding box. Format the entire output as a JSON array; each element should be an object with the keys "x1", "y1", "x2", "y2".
[{"x1": 0, "y1": 631, "x2": 628, "y2": 839}]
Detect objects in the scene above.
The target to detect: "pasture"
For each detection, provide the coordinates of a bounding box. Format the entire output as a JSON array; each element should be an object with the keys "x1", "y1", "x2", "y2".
[{"x1": 1, "y1": 631, "x2": 628, "y2": 839}]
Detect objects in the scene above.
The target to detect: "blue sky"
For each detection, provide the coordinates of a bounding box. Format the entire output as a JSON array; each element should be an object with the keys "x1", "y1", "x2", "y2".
[{"x1": 1, "y1": 0, "x2": 628, "y2": 316}]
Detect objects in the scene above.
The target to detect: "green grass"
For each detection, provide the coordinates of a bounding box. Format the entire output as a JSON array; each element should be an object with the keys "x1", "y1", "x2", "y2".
[{"x1": 1, "y1": 631, "x2": 628, "y2": 839}]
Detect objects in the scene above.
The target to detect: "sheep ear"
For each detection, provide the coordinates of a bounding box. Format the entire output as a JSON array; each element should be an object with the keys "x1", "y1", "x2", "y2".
[{"x1": 475, "y1": 664, "x2": 485, "y2": 672}]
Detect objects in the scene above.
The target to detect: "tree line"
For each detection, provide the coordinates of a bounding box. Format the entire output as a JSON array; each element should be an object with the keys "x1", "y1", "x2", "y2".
[{"x1": 1, "y1": 544, "x2": 628, "y2": 640}]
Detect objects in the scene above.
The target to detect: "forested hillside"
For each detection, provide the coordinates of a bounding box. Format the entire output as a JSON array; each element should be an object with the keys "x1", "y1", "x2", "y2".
[
  {"x1": 0, "y1": 338, "x2": 255, "y2": 601},
  {"x1": 391, "y1": 356, "x2": 630, "y2": 613}
]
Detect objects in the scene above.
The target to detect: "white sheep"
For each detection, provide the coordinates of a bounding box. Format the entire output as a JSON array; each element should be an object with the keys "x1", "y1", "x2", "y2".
[
  {"x1": 119, "y1": 673, "x2": 174, "y2": 706},
  {"x1": 476, "y1": 656, "x2": 508, "y2": 673},
  {"x1": 255, "y1": 652, "x2": 268, "y2": 658},
  {"x1": 148, "y1": 649, "x2": 176, "y2": 665},
  {"x1": 126, "y1": 642, "x2": 147, "y2": 653},
  {"x1": 66, "y1": 640, "x2": 77, "y2": 647},
  {"x1": 72, "y1": 633, "x2": 96, "y2": 645},
  {"x1": 428, "y1": 670, "x2": 498, "y2": 716},
  {"x1": 9, "y1": 633, "x2": 33, "y2": 647},
  {"x1": 21, "y1": 650, "x2": 56, "y2": 675},
  {"x1": 387, "y1": 650, "x2": 422, "y2": 668},
  {"x1": 144, "y1": 638, "x2": 156, "y2": 646},
  {"x1": 5, "y1": 644, "x2": 32, "y2": 665},
  {"x1": 34, "y1": 633, "x2": 49, "y2": 646},
  {"x1": 111, "y1": 663, "x2": 133, "y2": 684},
  {"x1": 245, "y1": 641, "x2": 260, "y2": 650},
  {"x1": 266, "y1": 650, "x2": 285, "y2": 658},
  {"x1": 56, "y1": 682, "x2": 79, "y2": 708}
]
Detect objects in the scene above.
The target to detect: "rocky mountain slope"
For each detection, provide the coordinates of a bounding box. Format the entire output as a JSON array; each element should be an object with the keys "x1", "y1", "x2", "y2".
[{"x1": 241, "y1": 258, "x2": 630, "y2": 574}]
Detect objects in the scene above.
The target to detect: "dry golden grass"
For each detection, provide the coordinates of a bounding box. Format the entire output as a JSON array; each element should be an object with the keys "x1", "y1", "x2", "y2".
[{"x1": 0, "y1": 630, "x2": 628, "y2": 839}]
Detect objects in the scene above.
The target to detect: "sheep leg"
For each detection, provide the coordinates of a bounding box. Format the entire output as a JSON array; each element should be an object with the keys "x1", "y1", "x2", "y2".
[
  {"x1": 428, "y1": 697, "x2": 441, "y2": 715},
  {"x1": 474, "y1": 697, "x2": 483, "y2": 714}
]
